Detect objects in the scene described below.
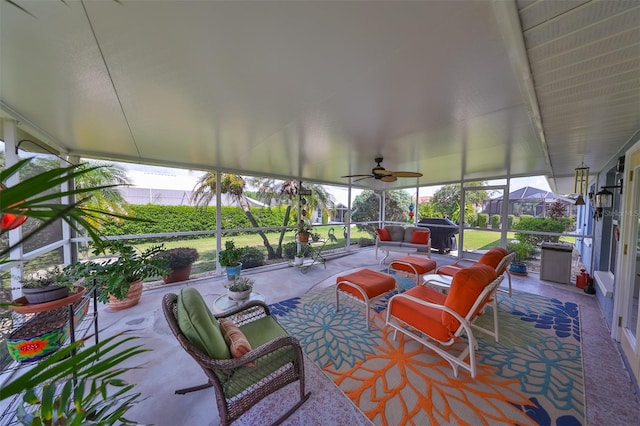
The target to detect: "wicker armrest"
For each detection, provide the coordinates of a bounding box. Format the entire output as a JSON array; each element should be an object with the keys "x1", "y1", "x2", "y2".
[{"x1": 215, "y1": 301, "x2": 271, "y2": 326}]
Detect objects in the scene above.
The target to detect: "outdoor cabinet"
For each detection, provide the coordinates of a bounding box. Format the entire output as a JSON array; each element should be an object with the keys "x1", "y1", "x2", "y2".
[{"x1": 540, "y1": 242, "x2": 573, "y2": 284}]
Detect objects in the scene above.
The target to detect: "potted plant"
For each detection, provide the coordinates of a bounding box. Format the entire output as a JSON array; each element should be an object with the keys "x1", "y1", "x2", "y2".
[
  {"x1": 297, "y1": 220, "x2": 313, "y2": 243},
  {"x1": 219, "y1": 240, "x2": 243, "y2": 280},
  {"x1": 311, "y1": 232, "x2": 321, "y2": 242},
  {"x1": 226, "y1": 276, "x2": 254, "y2": 301},
  {"x1": 158, "y1": 247, "x2": 200, "y2": 284},
  {"x1": 294, "y1": 253, "x2": 304, "y2": 266},
  {"x1": 507, "y1": 240, "x2": 535, "y2": 276},
  {"x1": 19, "y1": 266, "x2": 79, "y2": 304},
  {"x1": 84, "y1": 241, "x2": 168, "y2": 310}
]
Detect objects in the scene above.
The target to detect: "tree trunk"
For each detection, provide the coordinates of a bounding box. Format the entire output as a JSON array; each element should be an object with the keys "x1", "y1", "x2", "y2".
[
  {"x1": 275, "y1": 206, "x2": 293, "y2": 258},
  {"x1": 239, "y1": 198, "x2": 276, "y2": 259}
]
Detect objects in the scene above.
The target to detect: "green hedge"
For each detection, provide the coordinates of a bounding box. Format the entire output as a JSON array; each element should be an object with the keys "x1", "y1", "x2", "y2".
[
  {"x1": 99, "y1": 204, "x2": 291, "y2": 237},
  {"x1": 491, "y1": 214, "x2": 500, "y2": 229},
  {"x1": 513, "y1": 217, "x2": 566, "y2": 245},
  {"x1": 477, "y1": 213, "x2": 488, "y2": 228}
]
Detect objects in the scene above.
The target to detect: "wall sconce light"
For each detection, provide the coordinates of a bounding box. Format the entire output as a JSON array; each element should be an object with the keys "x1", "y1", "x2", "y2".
[{"x1": 593, "y1": 182, "x2": 623, "y2": 220}]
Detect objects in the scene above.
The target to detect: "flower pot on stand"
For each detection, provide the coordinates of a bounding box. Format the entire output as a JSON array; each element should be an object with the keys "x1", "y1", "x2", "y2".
[
  {"x1": 509, "y1": 262, "x2": 527, "y2": 276},
  {"x1": 22, "y1": 286, "x2": 70, "y2": 304},
  {"x1": 298, "y1": 232, "x2": 309, "y2": 243},
  {"x1": 163, "y1": 265, "x2": 192, "y2": 284},
  {"x1": 228, "y1": 289, "x2": 252, "y2": 301},
  {"x1": 108, "y1": 280, "x2": 143, "y2": 311},
  {"x1": 225, "y1": 263, "x2": 242, "y2": 281}
]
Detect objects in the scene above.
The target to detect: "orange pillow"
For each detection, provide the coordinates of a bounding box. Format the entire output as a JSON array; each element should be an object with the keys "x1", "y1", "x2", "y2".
[
  {"x1": 219, "y1": 318, "x2": 254, "y2": 365},
  {"x1": 376, "y1": 228, "x2": 391, "y2": 241},
  {"x1": 411, "y1": 230, "x2": 430, "y2": 244},
  {"x1": 478, "y1": 247, "x2": 508, "y2": 270},
  {"x1": 442, "y1": 264, "x2": 497, "y2": 333}
]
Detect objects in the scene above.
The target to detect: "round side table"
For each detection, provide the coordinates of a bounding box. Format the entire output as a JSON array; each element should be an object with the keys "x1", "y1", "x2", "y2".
[{"x1": 212, "y1": 292, "x2": 265, "y2": 314}]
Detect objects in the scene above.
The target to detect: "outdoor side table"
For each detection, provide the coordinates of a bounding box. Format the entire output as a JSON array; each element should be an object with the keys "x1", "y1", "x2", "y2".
[{"x1": 212, "y1": 292, "x2": 266, "y2": 314}]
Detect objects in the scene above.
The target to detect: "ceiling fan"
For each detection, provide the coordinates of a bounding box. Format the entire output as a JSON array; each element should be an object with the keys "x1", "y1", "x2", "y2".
[{"x1": 341, "y1": 157, "x2": 423, "y2": 182}]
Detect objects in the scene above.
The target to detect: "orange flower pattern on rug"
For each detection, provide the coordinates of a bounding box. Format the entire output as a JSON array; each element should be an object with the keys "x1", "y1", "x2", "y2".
[{"x1": 270, "y1": 284, "x2": 585, "y2": 426}]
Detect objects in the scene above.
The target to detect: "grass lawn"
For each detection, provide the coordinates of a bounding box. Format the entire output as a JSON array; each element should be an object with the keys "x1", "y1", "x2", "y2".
[{"x1": 134, "y1": 225, "x2": 373, "y2": 275}]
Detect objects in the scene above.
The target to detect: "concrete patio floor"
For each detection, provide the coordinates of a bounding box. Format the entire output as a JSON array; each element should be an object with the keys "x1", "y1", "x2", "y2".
[{"x1": 94, "y1": 247, "x2": 639, "y2": 425}]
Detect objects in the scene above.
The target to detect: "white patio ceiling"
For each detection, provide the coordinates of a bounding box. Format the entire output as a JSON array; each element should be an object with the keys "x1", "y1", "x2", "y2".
[{"x1": 1, "y1": 0, "x2": 638, "y2": 193}]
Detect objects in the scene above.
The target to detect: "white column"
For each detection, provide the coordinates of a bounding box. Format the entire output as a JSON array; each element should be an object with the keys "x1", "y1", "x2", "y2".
[{"x1": 3, "y1": 119, "x2": 23, "y2": 299}]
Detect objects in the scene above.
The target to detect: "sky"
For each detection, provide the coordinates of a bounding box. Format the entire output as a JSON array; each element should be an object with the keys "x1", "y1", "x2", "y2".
[{"x1": 124, "y1": 163, "x2": 551, "y2": 206}]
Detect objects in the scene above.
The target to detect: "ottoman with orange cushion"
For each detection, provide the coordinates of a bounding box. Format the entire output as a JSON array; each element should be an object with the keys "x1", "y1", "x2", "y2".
[
  {"x1": 336, "y1": 269, "x2": 398, "y2": 329},
  {"x1": 389, "y1": 255, "x2": 437, "y2": 286}
]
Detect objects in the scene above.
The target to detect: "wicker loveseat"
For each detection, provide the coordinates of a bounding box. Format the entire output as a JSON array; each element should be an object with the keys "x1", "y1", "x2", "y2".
[{"x1": 375, "y1": 225, "x2": 432, "y2": 263}]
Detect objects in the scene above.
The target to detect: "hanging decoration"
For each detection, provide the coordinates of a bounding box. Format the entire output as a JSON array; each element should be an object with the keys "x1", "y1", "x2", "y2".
[
  {"x1": 0, "y1": 184, "x2": 27, "y2": 232},
  {"x1": 408, "y1": 204, "x2": 415, "y2": 220},
  {"x1": 573, "y1": 162, "x2": 589, "y2": 205}
]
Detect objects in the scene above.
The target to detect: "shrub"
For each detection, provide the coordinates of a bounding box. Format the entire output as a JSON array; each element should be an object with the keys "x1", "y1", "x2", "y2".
[
  {"x1": 477, "y1": 213, "x2": 488, "y2": 228},
  {"x1": 491, "y1": 214, "x2": 500, "y2": 229},
  {"x1": 513, "y1": 217, "x2": 566, "y2": 245},
  {"x1": 507, "y1": 214, "x2": 515, "y2": 229},
  {"x1": 158, "y1": 247, "x2": 199, "y2": 269},
  {"x1": 358, "y1": 237, "x2": 375, "y2": 247},
  {"x1": 283, "y1": 242, "x2": 297, "y2": 259},
  {"x1": 239, "y1": 246, "x2": 265, "y2": 269}
]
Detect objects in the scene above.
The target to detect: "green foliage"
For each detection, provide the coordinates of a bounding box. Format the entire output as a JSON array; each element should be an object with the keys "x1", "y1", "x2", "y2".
[
  {"x1": 1, "y1": 333, "x2": 147, "y2": 425},
  {"x1": 418, "y1": 202, "x2": 439, "y2": 219},
  {"x1": 507, "y1": 240, "x2": 537, "y2": 263},
  {"x1": 430, "y1": 183, "x2": 487, "y2": 219},
  {"x1": 239, "y1": 246, "x2": 265, "y2": 268},
  {"x1": 283, "y1": 242, "x2": 298, "y2": 259},
  {"x1": 1, "y1": 158, "x2": 150, "y2": 261},
  {"x1": 98, "y1": 204, "x2": 290, "y2": 238},
  {"x1": 507, "y1": 214, "x2": 515, "y2": 229},
  {"x1": 513, "y1": 217, "x2": 566, "y2": 245},
  {"x1": 351, "y1": 190, "x2": 412, "y2": 236},
  {"x1": 477, "y1": 213, "x2": 489, "y2": 228},
  {"x1": 491, "y1": 214, "x2": 500, "y2": 229},
  {"x1": 218, "y1": 240, "x2": 242, "y2": 266},
  {"x1": 19, "y1": 265, "x2": 76, "y2": 290},
  {"x1": 227, "y1": 276, "x2": 254, "y2": 292},
  {"x1": 78, "y1": 241, "x2": 168, "y2": 303},
  {"x1": 157, "y1": 247, "x2": 199, "y2": 269},
  {"x1": 358, "y1": 237, "x2": 375, "y2": 247}
]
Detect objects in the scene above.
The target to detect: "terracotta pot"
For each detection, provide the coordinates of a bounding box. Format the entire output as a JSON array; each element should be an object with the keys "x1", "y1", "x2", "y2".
[
  {"x1": 108, "y1": 280, "x2": 143, "y2": 310},
  {"x1": 298, "y1": 232, "x2": 309, "y2": 243},
  {"x1": 163, "y1": 265, "x2": 192, "y2": 284}
]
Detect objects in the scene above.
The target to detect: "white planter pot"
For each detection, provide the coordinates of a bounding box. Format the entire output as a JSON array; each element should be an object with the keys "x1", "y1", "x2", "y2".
[
  {"x1": 294, "y1": 256, "x2": 303, "y2": 266},
  {"x1": 228, "y1": 289, "x2": 251, "y2": 301}
]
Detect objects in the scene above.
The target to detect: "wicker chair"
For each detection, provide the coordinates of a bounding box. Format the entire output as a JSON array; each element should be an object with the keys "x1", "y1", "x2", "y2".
[{"x1": 162, "y1": 292, "x2": 310, "y2": 425}]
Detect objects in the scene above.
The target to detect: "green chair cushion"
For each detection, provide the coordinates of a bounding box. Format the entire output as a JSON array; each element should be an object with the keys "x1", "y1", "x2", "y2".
[
  {"x1": 240, "y1": 315, "x2": 288, "y2": 347},
  {"x1": 177, "y1": 288, "x2": 231, "y2": 360}
]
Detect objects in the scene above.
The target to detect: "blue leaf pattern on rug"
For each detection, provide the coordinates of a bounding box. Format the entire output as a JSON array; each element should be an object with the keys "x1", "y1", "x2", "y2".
[
  {"x1": 273, "y1": 300, "x2": 377, "y2": 369},
  {"x1": 515, "y1": 299, "x2": 580, "y2": 342},
  {"x1": 510, "y1": 397, "x2": 582, "y2": 426},
  {"x1": 480, "y1": 337, "x2": 583, "y2": 412},
  {"x1": 269, "y1": 297, "x2": 301, "y2": 316}
]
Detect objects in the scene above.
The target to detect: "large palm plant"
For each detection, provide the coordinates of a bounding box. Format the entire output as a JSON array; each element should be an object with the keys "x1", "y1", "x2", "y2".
[
  {"x1": 0, "y1": 158, "x2": 137, "y2": 261},
  {"x1": 191, "y1": 171, "x2": 278, "y2": 258}
]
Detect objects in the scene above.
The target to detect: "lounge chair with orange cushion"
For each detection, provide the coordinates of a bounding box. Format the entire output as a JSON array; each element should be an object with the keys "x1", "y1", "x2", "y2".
[
  {"x1": 386, "y1": 264, "x2": 503, "y2": 378},
  {"x1": 427, "y1": 247, "x2": 515, "y2": 296},
  {"x1": 336, "y1": 269, "x2": 398, "y2": 329}
]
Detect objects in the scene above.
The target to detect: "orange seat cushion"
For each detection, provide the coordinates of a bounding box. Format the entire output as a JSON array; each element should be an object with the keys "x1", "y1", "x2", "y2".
[
  {"x1": 443, "y1": 264, "x2": 497, "y2": 332},
  {"x1": 389, "y1": 286, "x2": 450, "y2": 342},
  {"x1": 410, "y1": 230, "x2": 430, "y2": 244},
  {"x1": 376, "y1": 228, "x2": 392, "y2": 241},
  {"x1": 478, "y1": 247, "x2": 508, "y2": 270},
  {"x1": 435, "y1": 265, "x2": 462, "y2": 277},
  {"x1": 390, "y1": 256, "x2": 437, "y2": 274},
  {"x1": 337, "y1": 269, "x2": 396, "y2": 300}
]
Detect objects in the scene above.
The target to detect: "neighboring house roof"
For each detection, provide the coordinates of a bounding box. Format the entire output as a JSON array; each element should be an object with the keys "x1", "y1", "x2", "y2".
[
  {"x1": 120, "y1": 187, "x2": 267, "y2": 207},
  {"x1": 492, "y1": 186, "x2": 574, "y2": 203}
]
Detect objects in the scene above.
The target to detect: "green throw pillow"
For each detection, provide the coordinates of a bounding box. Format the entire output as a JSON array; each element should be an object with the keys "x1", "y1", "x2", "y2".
[{"x1": 177, "y1": 288, "x2": 231, "y2": 360}]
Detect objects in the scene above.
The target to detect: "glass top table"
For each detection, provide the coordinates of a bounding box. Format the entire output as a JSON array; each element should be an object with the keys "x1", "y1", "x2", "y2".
[{"x1": 212, "y1": 292, "x2": 265, "y2": 314}]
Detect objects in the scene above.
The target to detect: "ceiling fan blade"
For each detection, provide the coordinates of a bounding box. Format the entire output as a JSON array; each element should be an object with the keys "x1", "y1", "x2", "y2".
[
  {"x1": 390, "y1": 171, "x2": 423, "y2": 178},
  {"x1": 341, "y1": 174, "x2": 374, "y2": 178},
  {"x1": 381, "y1": 175, "x2": 397, "y2": 182},
  {"x1": 353, "y1": 176, "x2": 373, "y2": 182},
  {"x1": 372, "y1": 169, "x2": 391, "y2": 176}
]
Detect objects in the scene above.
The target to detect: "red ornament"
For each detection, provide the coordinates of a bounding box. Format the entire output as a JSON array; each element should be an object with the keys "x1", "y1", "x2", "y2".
[
  {"x1": 408, "y1": 211, "x2": 414, "y2": 218},
  {"x1": 1, "y1": 184, "x2": 27, "y2": 232},
  {"x1": 1, "y1": 213, "x2": 27, "y2": 231}
]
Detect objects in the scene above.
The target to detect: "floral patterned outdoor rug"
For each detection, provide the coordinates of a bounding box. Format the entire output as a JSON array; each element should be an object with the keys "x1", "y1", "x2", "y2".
[{"x1": 269, "y1": 278, "x2": 584, "y2": 426}]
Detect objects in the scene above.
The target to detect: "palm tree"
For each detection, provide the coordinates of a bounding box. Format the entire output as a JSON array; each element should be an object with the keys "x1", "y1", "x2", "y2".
[
  {"x1": 75, "y1": 161, "x2": 130, "y2": 223},
  {"x1": 191, "y1": 172, "x2": 277, "y2": 258},
  {"x1": 252, "y1": 179, "x2": 335, "y2": 258}
]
